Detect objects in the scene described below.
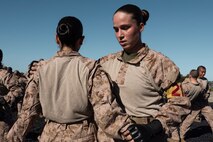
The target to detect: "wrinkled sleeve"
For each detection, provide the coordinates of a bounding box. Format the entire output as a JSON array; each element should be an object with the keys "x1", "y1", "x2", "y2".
[
  {"x1": 145, "y1": 51, "x2": 180, "y2": 90},
  {"x1": 155, "y1": 96, "x2": 191, "y2": 134},
  {"x1": 145, "y1": 52, "x2": 191, "y2": 135},
  {"x1": 156, "y1": 76, "x2": 191, "y2": 135},
  {"x1": 7, "y1": 73, "x2": 41, "y2": 142},
  {"x1": 88, "y1": 64, "x2": 131, "y2": 140}
]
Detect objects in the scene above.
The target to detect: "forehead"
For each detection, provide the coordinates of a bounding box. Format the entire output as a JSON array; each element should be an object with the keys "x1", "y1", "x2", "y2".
[
  {"x1": 199, "y1": 68, "x2": 206, "y2": 72},
  {"x1": 113, "y1": 11, "x2": 136, "y2": 26}
]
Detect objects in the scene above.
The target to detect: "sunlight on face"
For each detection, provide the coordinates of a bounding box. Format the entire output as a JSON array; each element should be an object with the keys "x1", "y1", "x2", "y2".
[{"x1": 113, "y1": 11, "x2": 143, "y2": 53}]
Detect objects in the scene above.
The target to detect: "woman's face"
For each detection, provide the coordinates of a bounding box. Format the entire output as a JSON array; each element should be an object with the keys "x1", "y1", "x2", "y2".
[{"x1": 113, "y1": 11, "x2": 144, "y2": 53}]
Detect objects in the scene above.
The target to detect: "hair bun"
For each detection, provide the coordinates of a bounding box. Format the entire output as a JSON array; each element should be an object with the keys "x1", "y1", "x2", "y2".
[
  {"x1": 56, "y1": 16, "x2": 83, "y2": 46},
  {"x1": 141, "y1": 9, "x2": 149, "y2": 25},
  {"x1": 57, "y1": 23, "x2": 70, "y2": 36}
]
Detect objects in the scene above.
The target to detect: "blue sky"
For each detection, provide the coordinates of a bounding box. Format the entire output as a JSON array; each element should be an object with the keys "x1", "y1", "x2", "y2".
[{"x1": 0, "y1": 0, "x2": 213, "y2": 80}]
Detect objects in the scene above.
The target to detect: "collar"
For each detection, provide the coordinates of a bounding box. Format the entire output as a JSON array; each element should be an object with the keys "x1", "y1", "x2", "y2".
[
  {"x1": 55, "y1": 50, "x2": 81, "y2": 57},
  {"x1": 117, "y1": 44, "x2": 150, "y2": 64}
]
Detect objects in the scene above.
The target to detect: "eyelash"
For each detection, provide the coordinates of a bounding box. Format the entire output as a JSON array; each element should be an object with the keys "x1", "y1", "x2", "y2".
[{"x1": 114, "y1": 26, "x2": 129, "y2": 33}]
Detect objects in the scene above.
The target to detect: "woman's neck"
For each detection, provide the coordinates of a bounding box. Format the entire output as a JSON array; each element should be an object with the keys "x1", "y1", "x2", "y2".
[
  {"x1": 60, "y1": 46, "x2": 74, "y2": 52},
  {"x1": 125, "y1": 42, "x2": 144, "y2": 54},
  {"x1": 190, "y1": 78, "x2": 199, "y2": 85}
]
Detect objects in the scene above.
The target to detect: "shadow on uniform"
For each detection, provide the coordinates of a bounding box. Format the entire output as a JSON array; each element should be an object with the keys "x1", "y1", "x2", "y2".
[
  {"x1": 25, "y1": 116, "x2": 45, "y2": 142},
  {"x1": 208, "y1": 102, "x2": 213, "y2": 108},
  {"x1": 185, "y1": 121, "x2": 213, "y2": 142}
]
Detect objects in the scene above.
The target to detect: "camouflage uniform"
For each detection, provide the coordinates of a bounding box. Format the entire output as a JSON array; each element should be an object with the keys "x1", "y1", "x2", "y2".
[
  {"x1": 7, "y1": 50, "x2": 132, "y2": 142},
  {"x1": 166, "y1": 77, "x2": 201, "y2": 141},
  {"x1": 176, "y1": 77, "x2": 213, "y2": 140},
  {"x1": 0, "y1": 66, "x2": 27, "y2": 141},
  {"x1": 98, "y1": 44, "x2": 190, "y2": 142}
]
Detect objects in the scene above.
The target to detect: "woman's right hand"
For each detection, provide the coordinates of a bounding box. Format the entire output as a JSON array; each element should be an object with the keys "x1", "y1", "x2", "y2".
[{"x1": 27, "y1": 59, "x2": 44, "y2": 78}]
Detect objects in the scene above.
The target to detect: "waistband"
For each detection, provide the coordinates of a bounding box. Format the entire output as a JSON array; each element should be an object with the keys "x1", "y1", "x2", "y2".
[
  {"x1": 46, "y1": 118, "x2": 93, "y2": 126},
  {"x1": 130, "y1": 116, "x2": 154, "y2": 124},
  {"x1": 46, "y1": 118, "x2": 95, "y2": 131}
]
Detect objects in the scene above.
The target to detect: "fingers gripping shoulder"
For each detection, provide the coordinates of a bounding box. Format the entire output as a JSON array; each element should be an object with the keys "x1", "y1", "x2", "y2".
[{"x1": 27, "y1": 59, "x2": 47, "y2": 78}]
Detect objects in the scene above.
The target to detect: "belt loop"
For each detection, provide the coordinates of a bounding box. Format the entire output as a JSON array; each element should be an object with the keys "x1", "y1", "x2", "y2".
[
  {"x1": 148, "y1": 117, "x2": 154, "y2": 123},
  {"x1": 129, "y1": 116, "x2": 154, "y2": 125},
  {"x1": 65, "y1": 123, "x2": 68, "y2": 129}
]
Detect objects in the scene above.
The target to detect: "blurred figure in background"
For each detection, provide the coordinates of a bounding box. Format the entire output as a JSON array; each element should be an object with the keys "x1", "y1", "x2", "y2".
[
  {"x1": 0, "y1": 49, "x2": 27, "y2": 141},
  {"x1": 172, "y1": 67, "x2": 213, "y2": 141}
]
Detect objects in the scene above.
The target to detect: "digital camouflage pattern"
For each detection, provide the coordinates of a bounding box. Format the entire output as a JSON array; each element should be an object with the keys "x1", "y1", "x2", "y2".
[
  {"x1": 38, "y1": 120, "x2": 97, "y2": 142},
  {"x1": 7, "y1": 50, "x2": 132, "y2": 142},
  {"x1": 0, "y1": 66, "x2": 27, "y2": 141},
  {"x1": 98, "y1": 44, "x2": 191, "y2": 140},
  {"x1": 156, "y1": 96, "x2": 191, "y2": 136}
]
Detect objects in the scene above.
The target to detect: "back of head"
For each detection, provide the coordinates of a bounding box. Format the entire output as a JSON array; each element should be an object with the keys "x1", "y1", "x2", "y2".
[
  {"x1": 114, "y1": 4, "x2": 149, "y2": 25},
  {"x1": 56, "y1": 16, "x2": 83, "y2": 47},
  {"x1": 197, "y1": 65, "x2": 206, "y2": 71},
  {"x1": 189, "y1": 69, "x2": 199, "y2": 79}
]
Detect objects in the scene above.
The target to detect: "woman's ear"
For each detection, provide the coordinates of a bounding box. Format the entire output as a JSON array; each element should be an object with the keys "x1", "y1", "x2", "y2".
[
  {"x1": 74, "y1": 36, "x2": 85, "y2": 52},
  {"x1": 56, "y1": 35, "x2": 60, "y2": 45},
  {"x1": 78, "y1": 36, "x2": 85, "y2": 45},
  {"x1": 139, "y1": 23, "x2": 145, "y2": 32}
]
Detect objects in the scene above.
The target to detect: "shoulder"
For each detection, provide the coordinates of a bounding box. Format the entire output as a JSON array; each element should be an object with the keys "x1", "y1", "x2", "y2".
[
  {"x1": 78, "y1": 56, "x2": 97, "y2": 71},
  {"x1": 146, "y1": 49, "x2": 177, "y2": 67},
  {"x1": 197, "y1": 78, "x2": 208, "y2": 83},
  {"x1": 98, "y1": 51, "x2": 121, "y2": 65},
  {"x1": 13, "y1": 70, "x2": 28, "y2": 85},
  {"x1": 197, "y1": 78, "x2": 209, "y2": 88},
  {"x1": 181, "y1": 78, "x2": 195, "y2": 90},
  {"x1": 0, "y1": 66, "x2": 27, "y2": 87},
  {"x1": 0, "y1": 65, "x2": 13, "y2": 72},
  {"x1": 144, "y1": 49, "x2": 179, "y2": 89},
  {"x1": 200, "y1": 77, "x2": 208, "y2": 82},
  {"x1": 0, "y1": 66, "x2": 13, "y2": 78},
  {"x1": 78, "y1": 56, "x2": 95, "y2": 64},
  {"x1": 182, "y1": 78, "x2": 190, "y2": 84}
]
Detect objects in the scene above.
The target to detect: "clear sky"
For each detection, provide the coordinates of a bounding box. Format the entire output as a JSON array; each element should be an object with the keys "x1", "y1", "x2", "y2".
[{"x1": 0, "y1": 0, "x2": 212, "y2": 80}]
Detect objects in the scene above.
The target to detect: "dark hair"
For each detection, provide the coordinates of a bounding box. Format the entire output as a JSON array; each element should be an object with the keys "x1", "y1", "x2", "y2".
[
  {"x1": 114, "y1": 4, "x2": 149, "y2": 25},
  {"x1": 190, "y1": 69, "x2": 199, "y2": 78},
  {"x1": 56, "y1": 16, "x2": 83, "y2": 47},
  {"x1": 197, "y1": 65, "x2": 206, "y2": 71}
]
